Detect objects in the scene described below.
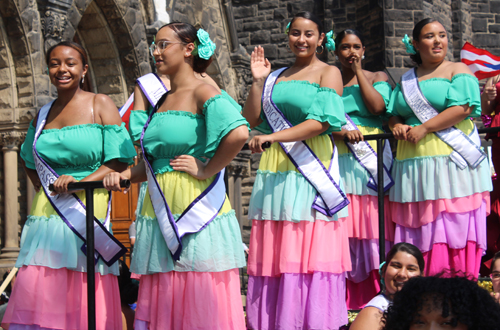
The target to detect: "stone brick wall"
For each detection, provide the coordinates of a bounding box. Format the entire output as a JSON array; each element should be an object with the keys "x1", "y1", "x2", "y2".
[{"x1": 470, "y1": 0, "x2": 500, "y2": 56}]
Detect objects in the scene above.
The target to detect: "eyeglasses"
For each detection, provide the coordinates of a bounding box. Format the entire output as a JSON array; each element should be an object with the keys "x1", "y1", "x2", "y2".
[
  {"x1": 490, "y1": 272, "x2": 500, "y2": 280},
  {"x1": 149, "y1": 40, "x2": 185, "y2": 56}
]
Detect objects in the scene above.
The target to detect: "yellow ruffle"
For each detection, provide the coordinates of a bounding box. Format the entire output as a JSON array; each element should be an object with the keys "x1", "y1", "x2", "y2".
[
  {"x1": 396, "y1": 119, "x2": 476, "y2": 160},
  {"x1": 30, "y1": 189, "x2": 110, "y2": 219},
  {"x1": 141, "y1": 171, "x2": 233, "y2": 217},
  {"x1": 258, "y1": 134, "x2": 334, "y2": 173},
  {"x1": 334, "y1": 126, "x2": 385, "y2": 155}
]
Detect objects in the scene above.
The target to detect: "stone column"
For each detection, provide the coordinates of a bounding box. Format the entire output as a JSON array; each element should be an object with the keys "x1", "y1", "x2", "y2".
[{"x1": 0, "y1": 131, "x2": 24, "y2": 264}]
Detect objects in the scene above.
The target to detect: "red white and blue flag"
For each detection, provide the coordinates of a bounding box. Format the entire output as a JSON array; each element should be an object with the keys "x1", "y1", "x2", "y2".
[
  {"x1": 118, "y1": 93, "x2": 134, "y2": 129},
  {"x1": 461, "y1": 42, "x2": 500, "y2": 80}
]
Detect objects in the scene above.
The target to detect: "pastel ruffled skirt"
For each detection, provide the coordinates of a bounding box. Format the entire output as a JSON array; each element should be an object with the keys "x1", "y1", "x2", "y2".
[
  {"x1": 2, "y1": 189, "x2": 122, "y2": 330},
  {"x1": 247, "y1": 136, "x2": 351, "y2": 330},
  {"x1": 388, "y1": 120, "x2": 491, "y2": 278},
  {"x1": 130, "y1": 171, "x2": 246, "y2": 330},
  {"x1": 336, "y1": 126, "x2": 395, "y2": 310}
]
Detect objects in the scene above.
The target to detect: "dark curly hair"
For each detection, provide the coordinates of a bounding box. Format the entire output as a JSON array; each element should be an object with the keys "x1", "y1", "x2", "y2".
[
  {"x1": 382, "y1": 276, "x2": 500, "y2": 330},
  {"x1": 334, "y1": 29, "x2": 365, "y2": 50}
]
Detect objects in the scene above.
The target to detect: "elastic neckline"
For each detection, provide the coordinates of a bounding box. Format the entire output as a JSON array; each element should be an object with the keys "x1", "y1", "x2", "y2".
[
  {"x1": 275, "y1": 80, "x2": 321, "y2": 88},
  {"x1": 153, "y1": 110, "x2": 203, "y2": 119}
]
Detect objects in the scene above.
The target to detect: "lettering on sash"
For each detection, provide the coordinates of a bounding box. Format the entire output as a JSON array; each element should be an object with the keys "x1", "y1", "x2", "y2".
[
  {"x1": 261, "y1": 68, "x2": 349, "y2": 217},
  {"x1": 401, "y1": 68, "x2": 486, "y2": 169},
  {"x1": 33, "y1": 101, "x2": 126, "y2": 266}
]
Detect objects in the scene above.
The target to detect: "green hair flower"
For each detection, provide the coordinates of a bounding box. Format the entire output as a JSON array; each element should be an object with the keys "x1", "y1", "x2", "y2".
[
  {"x1": 325, "y1": 30, "x2": 336, "y2": 52},
  {"x1": 285, "y1": 22, "x2": 291, "y2": 34},
  {"x1": 402, "y1": 34, "x2": 417, "y2": 55},
  {"x1": 192, "y1": 29, "x2": 216, "y2": 60}
]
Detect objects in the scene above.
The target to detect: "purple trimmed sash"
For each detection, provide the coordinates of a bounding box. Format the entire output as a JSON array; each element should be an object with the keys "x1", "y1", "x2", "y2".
[
  {"x1": 261, "y1": 68, "x2": 349, "y2": 217},
  {"x1": 401, "y1": 68, "x2": 486, "y2": 169},
  {"x1": 33, "y1": 101, "x2": 126, "y2": 266},
  {"x1": 119, "y1": 73, "x2": 169, "y2": 117},
  {"x1": 342, "y1": 114, "x2": 394, "y2": 192},
  {"x1": 139, "y1": 101, "x2": 226, "y2": 260}
]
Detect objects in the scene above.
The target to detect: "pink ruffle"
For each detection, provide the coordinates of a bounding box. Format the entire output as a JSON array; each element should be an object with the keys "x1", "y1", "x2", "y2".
[
  {"x1": 346, "y1": 270, "x2": 381, "y2": 310},
  {"x1": 422, "y1": 242, "x2": 483, "y2": 278},
  {"x1": 246, "y1": 272, "x2": 347, "y2": 330},
  {"x1": 394, "y1": 200, "x2": 487, "y2": 253},
  {"x1": 347, "y1": 238, "x2": 393, "y2": 283},
  {"x1": 247, "y1": 219, "x2": 351, "y2": 277},
  {"x1": 2, "y1": 265, "x2": 121, "y2": 330},
  {"x1": 134, "y1": 270, "x2": 245, "y2": 330},
  {"x1": 389, "y1": 192, "x2": 490, "y2": 228},
  {"x1": 345, "y1": 194, "x2": 395, "y2": 241}
]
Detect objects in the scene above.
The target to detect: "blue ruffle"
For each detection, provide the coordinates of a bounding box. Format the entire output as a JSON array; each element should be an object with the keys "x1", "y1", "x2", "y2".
[
  {"x1": 16, "y1": 215, "x2": 119, "y2": 275},
  {"x1": 130, "y1": 210, "x2": 246, "y2": 274},
  {"x1": 339, "y1": 153, "x2": 380, "y2": 196},
  {"x1": 389, "y1": 156, "x2": 492, "y2": 203},
  {"x1": 248, "y1": 170, "x2": 349, "y2": 222}
]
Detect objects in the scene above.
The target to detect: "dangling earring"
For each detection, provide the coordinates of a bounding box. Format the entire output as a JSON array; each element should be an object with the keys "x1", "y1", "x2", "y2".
[
  {"x1": 81, "y1": 75, "x2": 85, "y2": 84},
  {"x1": 316, "y1": 45, "x2": 324, "y2": 55},
  {"x1": 335, "y1": 55, "x2": 339, "y2": 61},
  {"x1": 362, "y1": 55, "x2": 365, "y2": 60}
]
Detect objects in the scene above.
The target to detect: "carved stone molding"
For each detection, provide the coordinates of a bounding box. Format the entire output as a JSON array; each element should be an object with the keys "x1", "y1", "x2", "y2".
[
  {"x1": 41, "y1": 10, "x2": 67, "y2": 43},
  {"x1": 1, "y1": 131, "x2": 26, "y2": 150}
]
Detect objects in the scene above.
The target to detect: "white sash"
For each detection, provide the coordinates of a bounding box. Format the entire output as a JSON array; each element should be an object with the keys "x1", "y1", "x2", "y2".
[
  {"x1": 33, "y1": 101, "x2": 126, "y2": 266},
  {"x1": 401, "y1": 68, "x2": 486, "y2": 169},
  {"x1": 119, "y1": 73, "x2": 168, "y2": 117},
  {"x1": 139, "y1": 101, "x2": 226, "y2": 260},
  {"x1": 342, "y1": 114, "x2": 394, "y2": 192},
  {"x1": 262, "y1": 68, "x2": 349, "y2": 217}
]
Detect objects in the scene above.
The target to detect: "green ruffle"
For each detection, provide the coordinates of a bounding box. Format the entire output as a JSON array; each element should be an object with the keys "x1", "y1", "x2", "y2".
[
  {"x1": 248, "y1": 169, "x2": 349, "y2": 222},
  {"x1": 203, "y1": 95, "x2": 250, "y2": 157},
  {"x1": 130, "y1": 210, "x2": 246, "y2": 274},
  {"x1": 16, "y1": 214, "x2": 119, "y2": 275},
  {"x1": 128, "y1": 110, "x2": 149, "y2": 143},
  {"x1": 389, "y1": 155, "x2": 492, "y2": 203},
  {"x1": 103, "y1": 123, "x2": 137, "y2": 164}
]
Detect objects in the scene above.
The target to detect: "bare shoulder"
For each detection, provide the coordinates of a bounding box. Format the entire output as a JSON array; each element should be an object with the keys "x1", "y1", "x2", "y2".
[
  {"x1": 349, "y1": 307, "x2": 385, "y2": 330},
  {"x1": 370, "y1": 70, "x2": 389, "y2": 84},
  {"x1": 193, "y1": 82, "x2": 221, "y2": 109},
  {"x1": 94, "y1": 93, "x2": 121, "y2": 125},
  {"x1": 321, "y1": 63, "x2": 341, "y2": 77},
  {"x1": 449, "y1": 61, "x2": 474, "y2": 77}
]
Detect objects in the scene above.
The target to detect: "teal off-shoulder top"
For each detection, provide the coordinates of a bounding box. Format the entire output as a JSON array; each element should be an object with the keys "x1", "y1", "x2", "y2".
[
  {"x1": 387, "y1": 73, "x2": 482, "y2": 126},
  {"x1": 142, "y1": 94, "x2": 249, "y2": 174},
  {"x1": 255, "y1": 80, "x2": 346, "y2": 134},
  {"x1": 129, "y1": 90, "x2": 241, "y2": 143},
  {"x1": 21, "y1": 122, "x2": 136, "y2": 180},
  {"x1": 342, "y1": 81, "x2": 392, "y2": 129}
]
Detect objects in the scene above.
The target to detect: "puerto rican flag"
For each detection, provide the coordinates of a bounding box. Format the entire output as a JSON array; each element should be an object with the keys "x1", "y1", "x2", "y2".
[
  {"x1": 461, "y1": 42, "x2": 500, "y2": 80},
  {"x1": 118, "y1": 93, "x2": 134, "y2": 129}
]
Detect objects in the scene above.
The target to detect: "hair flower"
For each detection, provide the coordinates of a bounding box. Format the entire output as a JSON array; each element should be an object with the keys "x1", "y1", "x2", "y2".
[
  {"x1": 193, "y1": 29, "x2": 216, "y2": 60},
  {"x1": 325, "y1": 30, "x2": 336, "y2": 52},
  {"x1": 285, "y1": 22, "x2": 290, "y2": 34},
  {"x1": 402, "y1": 34, "x2": 417, "y2": 55}
]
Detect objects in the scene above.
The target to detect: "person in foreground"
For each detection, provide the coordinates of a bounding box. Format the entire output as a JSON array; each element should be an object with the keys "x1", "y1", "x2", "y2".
[
  {"x1": 2, "y1": 41, "x2": 137, "y2": 329},
  {"x1": 332, "y1": 28, "x2": 395, "y2": 310},
  {"x1": 489, "y1": 250, "x2": 500, "y2": 303},
  {"x1": 387, "y1": 18, "x2": 491, "y2": 277},
  {"x1": 104, "y1": 22, "x2": 249, "y2": 330},
  {"x1": 243, "y1": 11, "x2": 350, "y2": 330},
  {"x1": 382, "y1": 276, "x2": 500, "y2": 330},
  {"x1": 350, "y1": 242, "x2": 425, "y2": 330}
]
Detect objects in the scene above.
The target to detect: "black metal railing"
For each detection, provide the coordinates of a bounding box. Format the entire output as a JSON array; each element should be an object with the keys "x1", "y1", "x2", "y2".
[{"x1": 48, "y1": 180, "x2": 130, "y2": 330}]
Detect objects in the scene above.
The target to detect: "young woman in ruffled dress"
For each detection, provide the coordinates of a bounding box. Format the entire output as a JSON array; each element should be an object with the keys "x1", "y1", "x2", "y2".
[
  {"x1": 104, "y1": 22, "x2": 249, "y2": 330},
  {"x1": 243, "y1": 11, "x2": 350, "y2": 330},
  {"x1": 331, "y1": 28, "x2": 395, "y2": 310},
  {"x1": 2, "y1": 41, "x2": 136, "y2": 330},
  {"x1": 387, "y1": 18, "x2": 491, "y2": 277}
]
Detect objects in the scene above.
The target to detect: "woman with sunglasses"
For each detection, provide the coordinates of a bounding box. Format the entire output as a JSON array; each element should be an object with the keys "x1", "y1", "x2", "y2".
[{"x1": 104, "y1": 22, "x2": 249, "y2": 330}]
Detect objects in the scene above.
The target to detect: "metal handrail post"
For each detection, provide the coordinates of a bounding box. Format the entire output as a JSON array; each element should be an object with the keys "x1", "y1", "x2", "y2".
[
  {"x1": 49, "y1": 180, "x2": 130, "y2": 330},
  {"x1": 377, "y1": 139, "x2": 386, "y2": 263}
]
